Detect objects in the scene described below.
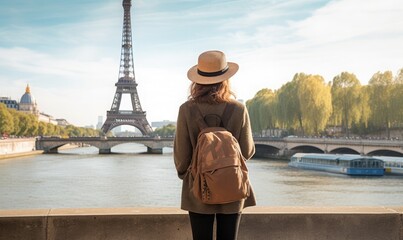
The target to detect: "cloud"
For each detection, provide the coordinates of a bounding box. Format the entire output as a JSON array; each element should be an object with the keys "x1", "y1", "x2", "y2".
[
  {"x1": 1, "y1": 0, "x2": 403, "y2": 127},
  {"x1": 294, "y1": 0, "x2": 403, "y2": 42},
  {"x1": 0, "y1": 47, "x2": 116, "y2": 83},
  {"x1": 230, "y1": 0, "x2": 403, "y2": 87},
  {"x1": 0, "y1": 1, "x2": 133, "y2": 126},
  {"x1": 0, "y1": 46, "x2": 118, "y2": 126}
]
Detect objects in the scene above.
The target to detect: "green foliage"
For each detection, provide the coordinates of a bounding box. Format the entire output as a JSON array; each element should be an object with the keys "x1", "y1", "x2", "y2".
[
  {"x1": 357, "y1": 85, "x2": 371, "y2": 128},
  {"x1": 297, "y1": 74, "x2": 332, "y2": 135},
  {"x1": 153, "y1": 124, "x2": 176, "y2": 137},
  {"x1": 391, "y1": 70, "x2": 403, "y2": 128},
  {"x1": 246, "y1": 88, "x2": 278, "y2": 135},
  {"x1": 0, "y1": 103, "x2": 14, "y2": 135},
  {"x1": 368, "y1": 71, "x2": 394, "y2": 138},
  {"x1": 247, "y1": 68, "x2": 402, "y2": 137},
  {"x1": 277, "y1": 80, "x2": 301, "y2": 130},
  {"x1": 38, "y1": 122, "x2": 48, "y2": 136},
  {"x1": 331, "y1": 72, "x2": 362, "y2": 136},
  {"x1": 0, "y1": 105, "x2": 100, "y2": 137}
]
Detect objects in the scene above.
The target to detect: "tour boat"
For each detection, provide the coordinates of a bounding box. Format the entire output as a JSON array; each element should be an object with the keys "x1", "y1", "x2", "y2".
[
  {"x1": 376, "y1": 156, "x2": 403, "y2": 175},
  {"x1": 289, "y1": 153, "x2": 384, "y2": 176}
]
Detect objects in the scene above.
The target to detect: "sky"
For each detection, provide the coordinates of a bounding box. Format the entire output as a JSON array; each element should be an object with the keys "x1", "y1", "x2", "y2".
[{"x1": 0, "y1": 0, "x2": 402, "y2": 128}]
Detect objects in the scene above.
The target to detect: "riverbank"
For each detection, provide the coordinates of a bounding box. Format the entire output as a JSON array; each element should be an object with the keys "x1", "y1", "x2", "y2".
[
  {"x1": 0, "y1": 138, "x2": 37, "y2": 159},
  {"x1": 0, "y1": 138, "x2": 79, "y2": 160},
  {"x1": 0, "y1": 150, "x2": 43, "y2": 160}
]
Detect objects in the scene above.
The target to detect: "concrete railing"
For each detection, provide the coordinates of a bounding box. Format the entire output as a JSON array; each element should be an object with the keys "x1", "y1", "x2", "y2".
[{"x1": 1, "y1": 207, "x2": 402, "y2": 240}]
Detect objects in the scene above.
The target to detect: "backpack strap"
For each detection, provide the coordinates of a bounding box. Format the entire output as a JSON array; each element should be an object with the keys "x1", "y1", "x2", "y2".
[
  {"x1": 220, "y1": 103, "x2": 236, "y2": 128},
  {"x1": 191, "y1": 102, "x2": 209, "y2": 131},
  {"x1": 192, "y1": 102, "x2": 236, "y2": 130}
]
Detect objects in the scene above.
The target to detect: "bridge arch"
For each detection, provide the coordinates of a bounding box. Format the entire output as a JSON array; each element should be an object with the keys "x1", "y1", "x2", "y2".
[
  {"x1": 289, "y1": 145, "x2": 324, "y2": 153},
  {"x1": 44, "y1": 143, "x2": 70, "y2": 153},
  {"x1": 254, "y1": 144, "x2": 280, "y2": 158},
  {"x1": 367, "y1": 149, "x2": 403, "y2": 157},
  {"x1": 329, "y1": 147, "x2": 360, "y2": 155},
  {"x1": 37, "y1": 141, "x2": 100, "y2": 153},
  {"x1": 109, "y1": 142, "x2": 150, "y2": 153},
  {"x1": 108, "y1": 124, "x2": 149, "y2": 137}
]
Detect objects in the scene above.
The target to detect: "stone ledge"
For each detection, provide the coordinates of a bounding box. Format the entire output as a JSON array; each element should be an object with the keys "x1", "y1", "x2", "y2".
[
  {"x1": 0, "y1": 150, "x2": 43, "y2": 160},
  {"x1": 1, "y1": 207, "x2": 402, "y2": 240}
]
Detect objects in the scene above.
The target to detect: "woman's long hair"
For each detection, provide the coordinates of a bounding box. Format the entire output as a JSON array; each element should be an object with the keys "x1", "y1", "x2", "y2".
[{"x1": 188, "y1": 79, "x2": 236, "y2": 104}]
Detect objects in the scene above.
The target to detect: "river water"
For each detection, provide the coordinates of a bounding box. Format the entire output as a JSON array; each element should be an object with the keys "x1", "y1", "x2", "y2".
[{"x1": 0, "y1": 143, "x2": 402, "y2": 209}]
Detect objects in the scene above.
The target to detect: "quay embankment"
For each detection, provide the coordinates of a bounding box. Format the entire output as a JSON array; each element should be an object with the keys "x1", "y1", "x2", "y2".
[
  {"x1": 0, "y1": 207, "x2": 402, "y2": 240},
  {"x1": 0, "y1": 150, "x2": 43, "y2": 160},
  {"x1": 0, "y1": 138, "x2": 79, "y2": 160},
  {"x1": 0, "y1": 138, "x2": 40, "y2": 160}
]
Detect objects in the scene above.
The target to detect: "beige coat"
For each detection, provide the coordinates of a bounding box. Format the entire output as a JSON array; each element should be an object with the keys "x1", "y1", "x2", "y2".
[{"x1": 174, "y1": 99, "x2": 256, "y2": 214}]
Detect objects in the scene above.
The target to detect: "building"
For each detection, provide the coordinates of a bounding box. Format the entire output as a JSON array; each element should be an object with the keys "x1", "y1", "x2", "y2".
[
  {"x1": 19, "y1": 85, "x2": 39, "y2": 115},
  {"x1": 38, "y1": 112, "x2": 58, "y2": 125},
  {"x1": 96, "y1": 116, "x2": 104, "y2": 130},
  {"x1": 151, "y1": 120, "x2": 176, "y2": 129},
  {"x1": 0, "y1": 97, "x2": 18, "y2": 110},
  {"x1": 56, "y1": 119, "x2": 70, "y2": 127},
  {"x1": 18, "y1": 84, "x2": 58, "y2": 125},
  {"x1": 1, "y1": 84, "x2": 63, "y2": 125}
]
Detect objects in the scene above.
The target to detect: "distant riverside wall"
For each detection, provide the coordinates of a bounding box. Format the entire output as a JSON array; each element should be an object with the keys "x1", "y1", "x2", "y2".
[
  {"x1": 0, "y1": 207, "x2": 402, "y2": 240},
  {"x1": 0, "y1": 138, "x2": 39, "y2": 159}
]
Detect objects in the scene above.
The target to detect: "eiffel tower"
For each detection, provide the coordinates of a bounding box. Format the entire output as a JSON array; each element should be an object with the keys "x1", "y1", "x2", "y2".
[{"x1": 101, "y1": 0, "x2": 153, "y2": 135}]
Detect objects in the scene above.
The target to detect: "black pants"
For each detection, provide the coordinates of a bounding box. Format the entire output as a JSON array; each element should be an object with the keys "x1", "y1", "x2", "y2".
[{"x1": 188, "y1": 211, "x2": 242, "y2": 240}]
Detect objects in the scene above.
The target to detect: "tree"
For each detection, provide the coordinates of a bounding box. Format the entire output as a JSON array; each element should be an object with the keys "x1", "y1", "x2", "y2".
[
  {"x1": 259, "y1": 89, "x2": 278, "y2": 136},
  {"x1": 277, "y1": 80, "x2": 301, "y2": 131},
  {"x1": 154, "y1": 124, "x2": 176, "y2": 137},
  {"x1": 331, "y1": 72, "x2": 362, "y2": 137},
  {"x1": 297, "y1": 74, "x2": 332, "y2": 135},
  {"x1": 8, "y1": 109, "x2": 20, "y2": 136},
  {"x1": 396, "y1": 68, "x2": 403, "y2": 84},
  {"x1": 38, "y1": 122, "x2": 48, "y2": 136},
  {"x1": 368, "y1": 71, "x2": 394, "y2": 138},
  {"x1": 390, "y1": 69, "x2": 403, "y2": 131},
  {"x1": 0, "y1": 103, "x2": 101, "y2": 137},
  {"x1": 0, "y1": 103, "x2": 14, "y2": 135},
  {"x1": 246, "y1": 95, "x2": 263, "y2": 135},
  {"x1": 358, "y1": 85, "x2": 371, "y2": 131},
  {"x1": 287, "y1": 73, "x2": 306, "y2": 135},
  {"x1": 245, "y1": 68, "x2": 402, "y2": 137},
  {"x1": 15, "y1": 112, "x2": 31, "y2": 136},
  {"x1": 27, "y1": 114, "x2": 38, "y2": 136},
  {"x1": 246, "y1": 88, "x2": 277, "y2": 136}
]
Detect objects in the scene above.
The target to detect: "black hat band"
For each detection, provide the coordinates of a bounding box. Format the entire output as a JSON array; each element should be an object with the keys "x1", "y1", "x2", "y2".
[{"x1": 197, "y1": 65, "x2": 229, "y2": 77}]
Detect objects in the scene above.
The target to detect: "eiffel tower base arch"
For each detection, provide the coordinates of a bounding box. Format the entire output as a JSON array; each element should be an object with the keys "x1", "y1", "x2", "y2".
[{"x1": 101, "y1": 111, "x2": 153, "y2": 136}]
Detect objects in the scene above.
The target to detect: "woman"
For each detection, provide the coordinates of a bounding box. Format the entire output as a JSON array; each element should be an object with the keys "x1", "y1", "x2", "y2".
[{"x1": 174, "y1": 50, "x2": 256, "y2": 240}]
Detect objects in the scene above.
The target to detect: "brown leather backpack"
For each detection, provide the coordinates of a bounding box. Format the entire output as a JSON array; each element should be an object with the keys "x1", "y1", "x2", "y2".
[{"x1": 189, "y1": 103, "x2": 250, "y2": 204}]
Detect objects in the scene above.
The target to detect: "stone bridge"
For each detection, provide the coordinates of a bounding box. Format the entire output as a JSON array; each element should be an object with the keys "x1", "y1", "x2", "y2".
[
  {"x1": 254, "y1": 137, "x2": 403, "y2": 157},
  {"x1": 36, "y1": 136, "x2": 403, "y2": 157},
  {"x1": 36, "y1": 137, "x2": 173, "y2": 154}
]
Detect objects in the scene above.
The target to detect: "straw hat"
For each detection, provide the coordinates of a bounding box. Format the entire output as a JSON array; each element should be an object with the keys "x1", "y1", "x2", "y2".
[{"x1": 187, "y1": 50, "x2": 239, "y2": 85}]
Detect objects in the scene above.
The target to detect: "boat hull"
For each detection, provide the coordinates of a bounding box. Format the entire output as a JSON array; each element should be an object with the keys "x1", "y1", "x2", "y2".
[
  {"x1": 346, "y1": 168, "x2": 384, "y2": 176},
  {"x1": 384, "y1": 167, "x2": 403, "y2": 175},
  {"x1": 289, "y1": 162, "x2": 384, "y2": 176}
]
